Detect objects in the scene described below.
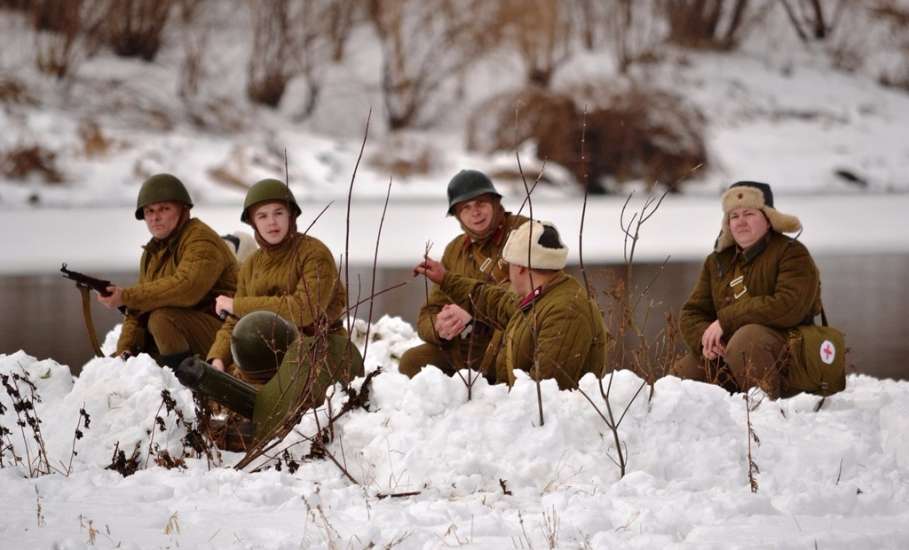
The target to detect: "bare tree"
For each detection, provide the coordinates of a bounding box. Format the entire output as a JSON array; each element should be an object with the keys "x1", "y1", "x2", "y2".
[
  {"x1": 661, "y1": 0, "x2": 752, "y2": 50},
  {"x1": 497, "y1": 0, "x2": 574, "y2": 88},
  {"x1": 246, "y1": 0, "x2": 294, "y2": 107},
  {"x1": 176, "y1": 0, "x2": 209, "y2": 99},
  {"x1": 104, "y1": 0, "x2": 176, "y2": 61},
  {"x1": 367, "y1": 0, "x2": 502, "y2": 130},
  {"x1": 779, "y1": 0, "x2": 849, "y2": 42}
]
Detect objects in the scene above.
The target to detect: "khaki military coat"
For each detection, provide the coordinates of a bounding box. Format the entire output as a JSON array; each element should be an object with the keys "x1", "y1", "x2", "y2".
[
  {"x1": 679, "y1": 231, "x2": 822, "y2": 357},
  {"x1": 208, "y1": 232, "x2": 346, "y2": 365},
  {"x1": 417, "y1": 212, "x2": 526, "y2": 372},
  {"x1": 116, "y1": 218, "x2": 239, "y2": 355},
  {"x1": 441, "y1": 271, "x2": 608, "y2": 390}
]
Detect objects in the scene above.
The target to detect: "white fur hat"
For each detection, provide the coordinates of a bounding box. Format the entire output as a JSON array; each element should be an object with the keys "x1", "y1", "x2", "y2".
[
  {"x1": 502, "y1": 220, "x2": 569, "y2": 269},
  {"x1": 716, "y1": 181, "x2": 801, "y2": 252},
  {"x1": 222, "y1": 231, "x2": 258, "y2": 263}
]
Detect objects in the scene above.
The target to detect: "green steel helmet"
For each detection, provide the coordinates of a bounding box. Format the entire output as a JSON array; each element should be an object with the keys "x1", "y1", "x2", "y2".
[
  {"x1": 135, "y1": 173, "x2": 193, "y2": 220},
  {"x1": 230, "y1": 311, "x2": 299, "y2": 374},
  {"x1": 446, "y1": 169, "x2": 501, "y2": 215},
  {"x1": 241, "y1": 178, "x2": 301, "y2": 224}
]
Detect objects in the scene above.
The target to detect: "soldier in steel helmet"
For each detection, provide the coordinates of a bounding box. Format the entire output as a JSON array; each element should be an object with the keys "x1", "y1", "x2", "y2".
[
  {"x1": 98, "y1": 173, "x2": 239, "y2": 360},
  {"x1": 206, "y1": 178, "x2": 347, "y2": 385},
  {"x1": 398, "y1": 169, "x2": 527, "y2": 380}
]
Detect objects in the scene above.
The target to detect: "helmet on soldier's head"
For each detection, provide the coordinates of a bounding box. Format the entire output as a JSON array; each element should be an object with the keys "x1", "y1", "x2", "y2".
[
  {"x1": 135, "y1": 173, "x2": 193, "y2": 220},
  {"x1": 446, "y1": 169, "x2": 501, "y2": 216},
  {"x1": 241, "y1": 178, "x2": 301, "y2": 225},
  {"x1": 230, "y1": 311, "x2": 299, "y2": 374}
]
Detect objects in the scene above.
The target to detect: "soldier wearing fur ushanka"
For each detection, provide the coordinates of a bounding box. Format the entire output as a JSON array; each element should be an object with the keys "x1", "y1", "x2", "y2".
[
  {"x1": 675, "y1": 181, "x2": 823, "y2": 398},
  {"x1": 99, "y1": 174, "x2": 239, "y2": 360},
  {"x1": 414, "y1": 220, "x2": 609, "y2": 390}
]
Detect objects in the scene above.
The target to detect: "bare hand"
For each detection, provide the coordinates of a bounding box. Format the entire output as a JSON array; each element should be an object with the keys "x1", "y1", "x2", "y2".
[
  {"x1": 434, "y1": 304, "x2": 472, "y2": 340},
  {"x1": 210, "y1": 358, "x2": 225, "y2": 372},
  {"x1": 413, "y1": 256, "x2": 446, "y2": 285},
  {"x1": 215, "y1": 295, "x2": 234, "y2": 318},
  {"x1": 701, "y1": 319, "x2": 725, "y2": 360},
  {"x1": 97, "y1": 285, "x2": 124, "y2": 309}
]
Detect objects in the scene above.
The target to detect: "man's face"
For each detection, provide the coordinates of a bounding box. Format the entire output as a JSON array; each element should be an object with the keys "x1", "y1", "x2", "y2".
[
  {"x1": 455, "y1": 196, "x2": 495, "y2": 235},
  {"x1": 728, "y1": 207, "x2": 770, "y2": 249},
  {"x1": 143, "y1": 201, "x2": 183, "y2": 240}
]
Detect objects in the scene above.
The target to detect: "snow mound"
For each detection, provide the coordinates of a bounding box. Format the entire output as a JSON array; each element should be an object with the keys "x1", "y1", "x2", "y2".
[{"x1": 1, "y1": 316, "x2": 909, "y2": 549}]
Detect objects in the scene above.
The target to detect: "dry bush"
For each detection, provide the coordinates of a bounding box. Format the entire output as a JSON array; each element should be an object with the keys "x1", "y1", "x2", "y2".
[
  {"x1": 103, "y1": 0, "x2": 175, "y2": 61},
  {"x1": 245, "y1": 0, "x2": 342, "y2": 113},
  {"x1": 661, "y1": 0, "x2": 752, "y2": 50},
  {"x1": 496, "y1": 0, "x2": 574, "y2": 88},
  {"x1": 467, "y1": 83, "x2": 707, "y2": 192},
  {"x1": 870, "y1": 1, "x2": 909, "y2": 91},
  {"x1": 1, "y1": 144, "x2": 64, "y2": 183},
  {"x1": 175, "y1": 0, "x2": 209, "y2": 99},
  {"x1": 246, "y1": 0, "x2": 294, "y2": 107},
  {"x1": 78, "y1": 119, "x2": 113, "y2": 158},
  {"x1": 32, "y1": 0, "x2": 82, "y2": 79},
  {"x1": 0, "y1": 76, "x2": 36, "y2": 105},
  {"x1": 466, "y1": 86, "x2": 575, "y2": 154},
  {"x1": 368, "y1": 0, "x2": 502, "y2": 130},
  {"x1": 779, "y1": 0, "x2": 849, "y2": 42},
  {"x1": 367, "y1": 134, "x2": 441, "y2": 177}
]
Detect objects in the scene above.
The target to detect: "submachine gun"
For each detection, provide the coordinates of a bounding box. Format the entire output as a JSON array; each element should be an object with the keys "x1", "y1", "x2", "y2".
[{"x1": 61, "y1": 263, "x2": 126, "y2": 357}]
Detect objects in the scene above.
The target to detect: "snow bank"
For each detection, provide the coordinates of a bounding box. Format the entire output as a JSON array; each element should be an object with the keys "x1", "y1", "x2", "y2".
[{"x1": 1, "y1": 316, "x2": 908, "y2": 549}]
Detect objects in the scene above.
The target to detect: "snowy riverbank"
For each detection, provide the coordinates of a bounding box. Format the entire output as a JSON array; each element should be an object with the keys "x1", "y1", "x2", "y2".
[{"x1": 2, "y1": 316, "x2": 908, "y2": 549}]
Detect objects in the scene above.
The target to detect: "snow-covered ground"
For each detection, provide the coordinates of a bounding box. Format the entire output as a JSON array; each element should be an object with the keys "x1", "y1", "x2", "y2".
[{"x1": 2, "y1": 317, "x2": 908, "y2": 549}]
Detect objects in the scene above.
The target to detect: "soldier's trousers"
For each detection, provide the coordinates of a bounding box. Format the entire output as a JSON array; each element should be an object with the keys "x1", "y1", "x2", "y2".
[
  {"x1": 672, "y1": 324, "x2": 789, "y2": 398},
  {"x1": 398, "y1": 343, "x2": 460, "y2": 378},
  {"x1": 146, "y1": 307, "x2": 222, "y2": 357}
]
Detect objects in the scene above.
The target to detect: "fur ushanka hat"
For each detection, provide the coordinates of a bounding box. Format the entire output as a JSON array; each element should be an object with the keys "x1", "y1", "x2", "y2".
[
  {"x1": 502, "y1": 220, "x2": 569, "y2": 269},
  {"x1": 715, "y1": 181, "x2": 801, "y2": 252}
]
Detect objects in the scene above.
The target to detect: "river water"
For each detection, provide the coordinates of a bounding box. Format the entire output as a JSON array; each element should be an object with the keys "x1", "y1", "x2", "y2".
[{"x1": 1, "y1": 255, "x2": 906, "y2": 381}]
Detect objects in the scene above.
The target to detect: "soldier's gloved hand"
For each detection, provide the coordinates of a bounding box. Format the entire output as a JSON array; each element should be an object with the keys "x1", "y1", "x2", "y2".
[{"x1": 211, "y1": 358, "x2": 225, "y2": 372}]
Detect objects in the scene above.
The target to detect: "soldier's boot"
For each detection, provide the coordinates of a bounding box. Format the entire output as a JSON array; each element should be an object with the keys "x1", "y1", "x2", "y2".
[
  {"x1": 724, "y1": 324, "x2": 788, "y2": 399},
  {"x1": 172, "y1": 356, "x2": 258, "y2": 419}
]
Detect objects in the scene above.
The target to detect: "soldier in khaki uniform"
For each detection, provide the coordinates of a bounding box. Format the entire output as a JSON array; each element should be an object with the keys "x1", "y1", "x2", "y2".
[
  {"x1": 98, "y1": 173, "x2": 238, "y2": 359},
  {"x1": 399, "y1": 170, "x2": 526, "y2": 379},
  {"x1": 675, "y1": 181, "x2": 823, "y2": 398},
  {"x1": 207, "y1": 178, "x2": 346, "y2": 385},
  {"x1": 415, "y1": 220, "x2": 608, "y2": 390}
]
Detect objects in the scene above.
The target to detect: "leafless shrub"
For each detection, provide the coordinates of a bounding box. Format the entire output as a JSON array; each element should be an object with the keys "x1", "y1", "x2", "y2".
[
  {"x1": 744, "y1": 388, "x2": 761, "y2": 492},
  {"x1": 779, "y1": 0, "x2": 848, "y2": 42},
  {"x1": 870, "y1": 1, "x2": 909, "y2": 91},
  {"x1": 78, "y1": 119, "x2": 113, "y2": 158},
  {"x1": 367, "y1": 134, "x2": 441, "y2": 177},
  {"x1": 246, "y1": 0, "x2": 294, "y2": 107},
  {"x1": 175, "y1": 0, "x2": 209, "y2": 99},
  {"x1": 32, "y1": 0, "x2": 82, "y2": 79},
  {"x1": 608, "y1": 0, "x2": 666, "y2": 73},
  {"x1": 1, "y1": 144, "x2": 64, "y2": 184},
  {"x1": 661, "y1": 0, "x2": 752, "y2": 50},
  {"x1": 368, "y1": 0, "x2": 502, "y2": 130},
  {"x1": 1, "y1": 370, "x2": 53, "y2": 477},
  {"x1": 0, "y1": 76, "x2": 36, "y2": 105},
  {"x1": 468, "y1": 83, "x2": 707, "y2": 193},
  {"x1": 103, "y1": 0, "x2": 176, "y2": 61},
  {"x1": 497, "y1": 0, "x2": 574, "y2": 88}
]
